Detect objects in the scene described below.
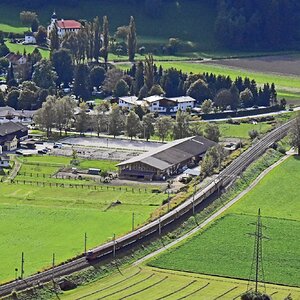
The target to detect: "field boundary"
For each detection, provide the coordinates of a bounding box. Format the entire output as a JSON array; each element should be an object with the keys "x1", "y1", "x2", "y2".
[{"x1": 134, "y1": 153, "x2": 292, "y2": 266}]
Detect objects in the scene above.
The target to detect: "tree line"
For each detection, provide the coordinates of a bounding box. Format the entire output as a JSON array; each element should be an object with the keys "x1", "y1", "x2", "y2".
[{"x1": 34, "y1": 95, "x2": 221, "y2": 143}]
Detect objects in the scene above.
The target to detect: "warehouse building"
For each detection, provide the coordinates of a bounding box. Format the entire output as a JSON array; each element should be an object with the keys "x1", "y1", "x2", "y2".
[{"x1": 117, "y1": 135, "x2": 216, "y2": 181}]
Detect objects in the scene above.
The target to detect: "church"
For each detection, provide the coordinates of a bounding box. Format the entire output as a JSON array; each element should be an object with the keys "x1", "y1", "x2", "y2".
[{"x1": 47, "y1": 11, "x2": 82, "y2": 38}]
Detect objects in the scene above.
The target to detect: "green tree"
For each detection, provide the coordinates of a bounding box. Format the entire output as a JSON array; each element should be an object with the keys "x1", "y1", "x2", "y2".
[
  {"x1": 201, "y1": 144, "x2": 225, "y2": 176},
  {"x1": 0, "y1": 44, "x2": 9, "y2": 58},
  {"x1": 156, "y1": 116, "x2": 172, "y2": 142},
  {"x1": 35, "y1": 26, "x2": 47, "y2": 45},
  {"x1": 127, "y1": 16, "x2": 137, "y2": 61},
  {"x1": 75, "y1": 102, "x2": 89, "y2": 135},
  {"x1": 114, "y1": 79, "x2": 129, "y2": 97},
  {"x1": 240, "y1": 88, "x2": 254, "y2": 108},
  {"x1": 102, "y1": 16, "x2": 109, "y2": 65},
  {"x1": 187, "y1": 79, "x2": 210, "y2": 103},
  {"x1": 289, "y1": 113, "x2": 300, "y2": 155},
  {"x1": 73, "y1": 64, "x2": 90, "y2": 100},
  {"x1": 173, "y1": 109, "x2": 190, "y2": 139},
  {"x1": 49, "y1": 26, "x2": 60, "y2": 53},
  {"x1": 6, "y1": 89, "x2": 19, "y2": 109},
  {"x1": 134, "y1": 61, "x2": 144, "y2": 95},
  {"x1": 31, "y1": 18, "x2": 39, "y2": 32},
  {"x1": 20, "y1": 11, "x2": 38, "y2": 29},
  {"x1": 214, "y1": 89, "x2": 232, "y2": 111},
  {"x1": 126, "y1": 110, "x2": 141, "y2": 140},
  {"x1": 92, "y1": 103, "x2": 109, "y2": 136},
  {"x1": 142, "y1": 113, "x2": 155, "y2": 141},
  {"x1": 229, "y1": 83, "x2": 240, "y2": 110},
  {"x1": 201, "y1": 99, "x2": 213, "y2": 114},
  {"x1": 34, "y1": 95, "x2": 56, "y2": 137},
  {"x1": 102, "y1": 68, "x2": 123, "y2": 94},
  {"x1": 54, "y1": 96, "x2": 75, "y2": 135},
  {"x1": 149, "y1": 84, "x2": 165, "y2": 96},
  {"x1": 51, "y1": 48, "x2": 73, "y2": 86},
  {"x1": 108, "y1": 104, "x2": 125, "y2": 137},
  {"x1": 89, "y1": 66, "x2": 106, "y2": 89},
  {"x1": 0, "y1": 91, "x2": 5, "y2": 107},
  {"x1": 32, "y1": 59, "x2": 57, "y2": 89},
  {"x1": 115, "y1": 26, "x2": 129, "y2": 42},
  {"x1": 144, "y1": 54, "x2": 154, "y2": 90},
  {"x1": 204, "y1": 123, "x2": 220, "y2": 142},
  {"x1": 93, "y1": 16, "x2": 101, "y2": 62}
]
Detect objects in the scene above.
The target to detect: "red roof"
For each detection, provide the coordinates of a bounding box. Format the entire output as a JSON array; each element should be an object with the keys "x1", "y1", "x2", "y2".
[{"x1": 56, "y1": 20, "x2": 81, "y2": 29}]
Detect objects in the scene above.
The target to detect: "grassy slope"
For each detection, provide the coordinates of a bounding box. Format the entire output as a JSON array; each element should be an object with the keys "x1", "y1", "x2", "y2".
[
  {"x1": 60, "y1": 266, "x2": 300, "y2": 300},
  {"x1": 149, "y1": 156, "x2": 300, "y2": 286},
  {"x1": 0, "y1": 155, "x2": 166, "y2": 282},
  {"x1": 0, "y1": 1, "x2": 216, "y2": 48}
]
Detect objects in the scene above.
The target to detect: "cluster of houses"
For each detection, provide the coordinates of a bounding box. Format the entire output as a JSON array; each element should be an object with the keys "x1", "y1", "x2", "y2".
[{"x1": 118, "y1": 95, "x2": 196, "y2": 113}]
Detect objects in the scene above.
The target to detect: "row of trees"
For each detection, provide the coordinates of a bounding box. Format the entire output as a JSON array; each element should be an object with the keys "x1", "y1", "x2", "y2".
[
  {"x1": 49, "y1": 15, "x2": 137, "y2": 63},
  {"x1": 34, "y1": 96, "x2": 221, "y2": 143}
]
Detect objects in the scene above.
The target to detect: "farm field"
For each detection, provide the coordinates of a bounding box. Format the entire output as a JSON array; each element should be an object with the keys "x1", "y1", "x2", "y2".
[
  {"x1": 0, "y1": 155, "x2": 167, "y2": 283},
  {"x1": 59, "y1": 266, "x2": 300, "y2": 300},
  {"x1": 4, "y1": 41, "x2": 50, "y2": 58},
  {"x1": 149, "y1": 156, "x2": 300, "y2": 287},
  {"x1": 156, "y1": 61, "x2": 300, "y2": 103}
]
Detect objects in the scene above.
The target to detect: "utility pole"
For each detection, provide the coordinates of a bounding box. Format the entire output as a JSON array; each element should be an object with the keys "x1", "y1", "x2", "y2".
[
  {"x1": 20, "y1": 252, "x2": 24, "y2": 280},
  {"x1": 132, "y1": 212, "x2": 135, "y2": 231},
  {"x1": 192, "y1": 183, "x2": 196, "y2": 215},
  {"x1": 247, "y1": 208, "x2": 268, "y2": 294},
  {"x1": 113, "y1": 233, "x2": 116, "y2": 258},
  {"x1": 167, "y1": 191, "x2": 170, "y2": 212},
  {"x1": 52, "y1": 253, "x2": 55, "y2": 281},
  {"x1": 84, "y1": 232, "x2": 87, "y2": 254}
]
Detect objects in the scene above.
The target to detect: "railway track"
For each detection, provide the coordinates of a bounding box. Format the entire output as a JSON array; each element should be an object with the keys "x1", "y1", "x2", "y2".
[{"x1": 0, "y1": 120, "x2": 294, "y2": 298}]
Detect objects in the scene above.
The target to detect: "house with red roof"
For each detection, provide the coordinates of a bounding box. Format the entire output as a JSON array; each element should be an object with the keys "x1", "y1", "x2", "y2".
[{"x1": 47, "y1": 11, "x2": 82, "y2": 38}]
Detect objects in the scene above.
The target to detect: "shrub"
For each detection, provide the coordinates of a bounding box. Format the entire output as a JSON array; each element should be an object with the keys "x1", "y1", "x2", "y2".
[{"x1": 248, "y1": 129, "x2": 259, "y2": 140}]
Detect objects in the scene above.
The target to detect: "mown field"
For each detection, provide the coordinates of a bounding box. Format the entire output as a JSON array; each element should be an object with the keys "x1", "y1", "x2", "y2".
[
  {"x1": 150, "y1": 156, "x2": 300, "y2": 287},
  {"x1": 0, "y1": 155, "x2": 167, "y2": 283},
  {"x1": 59, "y1": 266, "x2": 300, "y2": 300}
]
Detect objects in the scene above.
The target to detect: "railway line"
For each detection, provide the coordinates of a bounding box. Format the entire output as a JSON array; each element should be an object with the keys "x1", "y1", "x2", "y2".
[{"x1": 0, "y1": 119, "x2": 294, "y2": 298}]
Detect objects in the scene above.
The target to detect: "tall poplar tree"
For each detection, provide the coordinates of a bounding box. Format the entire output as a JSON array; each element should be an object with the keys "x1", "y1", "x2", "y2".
[
  {"x1": 102, "y1": 16, "x2": 109, "y2": 66},
  {"x1": 127, "y1": 16, "x2": 137, "y2": 62},
  {"x1": 93, "y1": 16, "x2": 101, "y2": 62}
]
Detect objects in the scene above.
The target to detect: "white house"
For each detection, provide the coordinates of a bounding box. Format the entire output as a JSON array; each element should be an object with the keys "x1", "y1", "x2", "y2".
[
  {"x1": 118, "y1": 96, "x2": 146, "y2": 110},
  {"x1": 47, "y1": 11, "x2": 81, "y2": 38},
  {"x1": 143, "y1": 95, "x2": 195, "y2": 113},
  {"x1": 24, "y1": 32, "x2": 36, "y2": 44},
  {"x1": 169, "y1": 96, "x2": 196, "y2": 111}
]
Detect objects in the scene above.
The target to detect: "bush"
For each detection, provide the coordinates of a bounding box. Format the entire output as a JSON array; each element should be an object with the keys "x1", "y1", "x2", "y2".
[{"x1": 248, "y1": 129, "x2": 259, "y2": 140}]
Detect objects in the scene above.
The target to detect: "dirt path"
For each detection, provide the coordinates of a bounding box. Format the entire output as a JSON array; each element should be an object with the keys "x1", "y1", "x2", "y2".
[
  {"x1": 6, "y1": 157, "x2": 21, "y2": 182},
  {"x1": 134, "y1": 153, "x2": 292, "y2": 266}
]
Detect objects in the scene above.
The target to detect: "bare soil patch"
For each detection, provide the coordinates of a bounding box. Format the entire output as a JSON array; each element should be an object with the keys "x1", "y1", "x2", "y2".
[{"x1": 206, "y1": 54, "x2": 300, "y2": 76}]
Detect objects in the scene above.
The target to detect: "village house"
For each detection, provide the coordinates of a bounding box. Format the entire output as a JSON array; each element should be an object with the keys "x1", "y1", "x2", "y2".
[
  {"x1": 47, "y1": 11, "x2": 82, "y2": 38},
  {"x1": 5, "y1": 53, "x2": 27, "y2": 66},
  {"x1": 117, "y1": 95, "x2": 196, "y2": 114},
  {"x1": 0, "y1": 106, "x2": 36, "y2": 125},
  {"x1": 24, "y1": 32, "x2": 36, "y2": 44},
  {"x1": 117, "y1": 135, "x2": 216, "y2": 181},
  {"x1": 0, "y1": 121, "x2": 28, "y2": 151}
]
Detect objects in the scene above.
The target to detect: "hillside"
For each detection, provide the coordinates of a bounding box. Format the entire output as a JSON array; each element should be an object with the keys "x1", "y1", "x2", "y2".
[{"x1": 0, "y1": 0, "x2": 216, "y2": 51}]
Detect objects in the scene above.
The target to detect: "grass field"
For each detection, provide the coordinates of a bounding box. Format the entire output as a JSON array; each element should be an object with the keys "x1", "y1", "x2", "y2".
[
  {"x1": 0, "y1": 154, "x2": 167, "y2": 283},
  {"x1": 59, "y1": 266, "x2": 300, "y2": 300},
  {"x1": 149, "y1": 156, "x2": 300, "y2": 287},
  {"x1": 5, "y1": 41, "x2": 50, "y2": 58}
]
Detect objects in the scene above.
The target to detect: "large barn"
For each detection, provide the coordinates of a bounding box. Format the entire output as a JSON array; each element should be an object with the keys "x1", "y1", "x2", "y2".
[{"x1": 117, "y1": 136, "x2": 216, "y2": 181}]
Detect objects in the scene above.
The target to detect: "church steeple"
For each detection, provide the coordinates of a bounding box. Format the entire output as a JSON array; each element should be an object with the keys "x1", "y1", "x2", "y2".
[{"x1": 51, "y1": 10, "x2": 57, "y2": 24}]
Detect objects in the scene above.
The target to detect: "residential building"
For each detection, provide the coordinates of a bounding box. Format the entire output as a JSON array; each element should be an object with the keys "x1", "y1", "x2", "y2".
[
  {"x1": 118, "y1": 96, "x2": 144, "y2": 110},
  {"x1": 0, "y1": 106, "x2": 36, "y2": 124},
  {"x1": 117, "y1": 135, "x2": 216, "y2": 181},
  {"x1": 5, "y1": 53, "x2": 27, "y2": 66},
  {"x1": 0, "y1": 154, "x2": 10, "y2": 169},
  {"x1": 0, "y1": 121, "x2": 28, "y2": 151},
  {"x1": 24, "y1": 32, "x2": 36, "y2": 44}
]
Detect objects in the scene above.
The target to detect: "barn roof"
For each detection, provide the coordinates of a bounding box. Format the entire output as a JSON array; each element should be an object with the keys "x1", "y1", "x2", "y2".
[
  {"x1": 117, "y1": 136, "x2": 216, "y2": 171},
  {"x1": 0, "y1": 121, "x2": 28, "y2": 137}
]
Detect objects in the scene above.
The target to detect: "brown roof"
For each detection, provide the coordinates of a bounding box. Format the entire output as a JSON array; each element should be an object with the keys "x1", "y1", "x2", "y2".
[
  {"x1": 5, "y1": 53, "x2": 25, "y2": 64},
  {"x1": 0, "y1": 121, "x2": 28, "y2": 137}
]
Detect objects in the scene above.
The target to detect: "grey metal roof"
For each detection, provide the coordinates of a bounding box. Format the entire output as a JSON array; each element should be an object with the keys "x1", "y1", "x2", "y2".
[
  {"x1": 0, "y1": 121, "x2": 27, "y2": 137},
  {"x1": 117, "y1": 135, "x2": 216, "y2": 171}
]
